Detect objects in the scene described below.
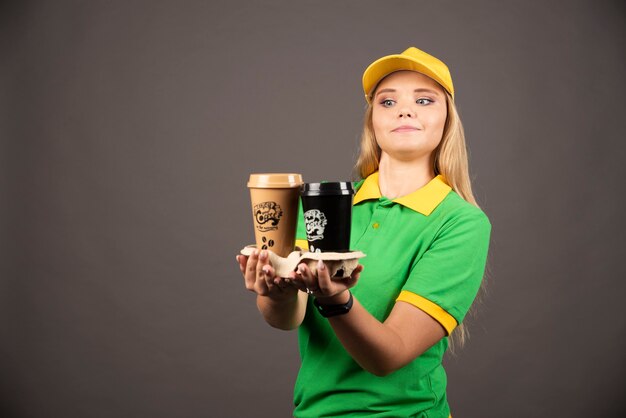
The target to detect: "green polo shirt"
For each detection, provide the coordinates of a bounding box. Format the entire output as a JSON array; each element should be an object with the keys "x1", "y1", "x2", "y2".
[{"x1": 293, "y1": 172, "x2": 491, "y2": 417}]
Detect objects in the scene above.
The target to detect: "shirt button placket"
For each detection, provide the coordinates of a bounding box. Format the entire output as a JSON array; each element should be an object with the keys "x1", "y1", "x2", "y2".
[{"x1": 370, "y1": 199, "x2": 391, "y2": 232}]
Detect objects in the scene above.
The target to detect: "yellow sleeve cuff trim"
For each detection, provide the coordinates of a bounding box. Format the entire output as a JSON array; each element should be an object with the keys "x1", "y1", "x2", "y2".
[
  {"x1": 295, "y1": 239, "x2": 309, "y2": 251},
  {"x1": 396, "y1": 290, "x2": 458, "y2": 335}
]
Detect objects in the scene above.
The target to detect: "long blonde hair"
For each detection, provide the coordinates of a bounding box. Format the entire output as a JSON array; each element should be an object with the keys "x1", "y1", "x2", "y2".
[{"x1": 354, "y1": 90, "x2": 479, "y2": 349}]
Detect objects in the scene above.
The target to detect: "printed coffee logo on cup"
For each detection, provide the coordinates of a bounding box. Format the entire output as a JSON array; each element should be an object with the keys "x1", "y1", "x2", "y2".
[
  {"x1": 304, "y1": 209, "x2": 327, "y2": 242},
  {"x1": 254, "y1": 201, "x2": 283, "y2": 232}
]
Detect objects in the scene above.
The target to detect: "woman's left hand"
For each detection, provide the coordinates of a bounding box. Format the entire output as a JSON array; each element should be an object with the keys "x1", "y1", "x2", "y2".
[{"x1": 288, "y1": 260, "x2": 363, "y2": 300}]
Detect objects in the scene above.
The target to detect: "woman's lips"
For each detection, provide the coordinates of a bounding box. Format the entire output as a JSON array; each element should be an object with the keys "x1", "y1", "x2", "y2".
[{"x1": 392, "y1": 125, "x2": 421, "y2": 133}]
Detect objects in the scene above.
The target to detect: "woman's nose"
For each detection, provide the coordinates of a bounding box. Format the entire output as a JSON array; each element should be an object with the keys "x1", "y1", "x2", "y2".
[{"x1": 398, "y1": 105, "x2": 415, "y2": 118}]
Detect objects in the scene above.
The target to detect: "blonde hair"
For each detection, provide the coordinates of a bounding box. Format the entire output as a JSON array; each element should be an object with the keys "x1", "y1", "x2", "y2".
[{"x1": 354, "y1": 90, "x2": 479, "y2": 350}]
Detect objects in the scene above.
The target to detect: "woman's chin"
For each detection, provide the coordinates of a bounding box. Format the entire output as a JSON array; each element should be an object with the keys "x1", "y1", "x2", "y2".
[{"x1": 381, "y1": 148, "x2": 434, "y2": 163}]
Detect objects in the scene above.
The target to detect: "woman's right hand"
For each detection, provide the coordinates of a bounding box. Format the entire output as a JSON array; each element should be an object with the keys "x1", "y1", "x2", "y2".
[{"x1": 236, "y1": 250, "x2": 298, "y2": 301}]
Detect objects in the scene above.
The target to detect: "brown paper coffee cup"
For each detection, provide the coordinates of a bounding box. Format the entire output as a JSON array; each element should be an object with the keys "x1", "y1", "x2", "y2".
[{"x1": 247, "y1": 173, "x2": 303, "y2": 257}]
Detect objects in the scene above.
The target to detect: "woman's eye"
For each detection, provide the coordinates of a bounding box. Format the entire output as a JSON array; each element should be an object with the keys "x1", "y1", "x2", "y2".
[
  {"x1": 380, "y1": 99, "x2": 395, "y2": 107},
  {"x1": 416, "y1": 98, "x2": 433, "y2": 105}
]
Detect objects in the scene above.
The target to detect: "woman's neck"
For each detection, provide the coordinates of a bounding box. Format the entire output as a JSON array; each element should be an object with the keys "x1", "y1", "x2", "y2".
[{"x1": 377, "y1": 153, "x2": 435, "y2": 199}]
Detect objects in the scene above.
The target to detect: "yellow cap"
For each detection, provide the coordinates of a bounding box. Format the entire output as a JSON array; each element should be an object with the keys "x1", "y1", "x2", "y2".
[{"x1": 362, "y1": 47, "x2": 454, "y2": 102}]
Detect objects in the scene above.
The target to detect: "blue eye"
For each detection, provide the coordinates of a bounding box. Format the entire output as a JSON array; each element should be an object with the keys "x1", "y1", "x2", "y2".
[
  {"x1": 380, "y1": 99, "x2": 395, "y2": 107},
  {"x1": 416, "y1": 98, "x2": 433, "y2": 105}
]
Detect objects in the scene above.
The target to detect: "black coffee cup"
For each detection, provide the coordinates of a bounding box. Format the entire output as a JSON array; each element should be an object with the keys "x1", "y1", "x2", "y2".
[{"x1": 300, "y1": 182, "x2": 354, "y2": 253}]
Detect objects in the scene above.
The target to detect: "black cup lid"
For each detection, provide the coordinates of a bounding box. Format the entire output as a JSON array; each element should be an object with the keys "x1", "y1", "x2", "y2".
[{"x1": 301, "y1": 182, "x2": 354, "y2": 196}]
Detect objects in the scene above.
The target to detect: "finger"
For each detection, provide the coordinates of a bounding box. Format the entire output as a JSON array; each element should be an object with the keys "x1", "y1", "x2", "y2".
[
  {"x1": 252, "y1": 250, "x2": 268, "y2": 292},
  {"x1": 274, "y1": 276, "x2": 290, "y2": 290},
  {"x1": 236, "y1": 255, "x2": 248, "y2": 275},
  {"x1": 244, "y1": 250, "x2": 259, "y2": 290},
  {"x1": 254, "y1": 258, "x2": 271, "y2": 295},
  {"x1": 256, "y1": 250, "x2": 269, "y2": 280},
  {"x1": 247, "y1": 250, "x2": 259, "y2": 273},
  {"x1": 254, "y1": 274, "x2": 270, "y2": 295},
  {"x1": 316, "y1": 260, "x2": 333, "y2": 294},
  {"x1": 282, "y1": 274, "x2": 302, "y2": 291},
  {"x1": 296, "y1": 263, "x2": 313, "y2": 287},
  {"x1": 263, "y1": 264, "x2": 275, "y2": 279},
  {"x1": 297, "y1": 263, "x2": 321, "y2": 293},
  {"x1": 283, "y1": 271, "x2": 294, "y2": 286},
  {"x1": 273, "y1": 275, "x2": 284, "y2": 287},
  {"x1": 258, "y1": 251, "x2": 278, "y2": 294},
  {"x1": 270, "y1": 266, "x2": 286, "y2": 287},
  {"x1": 289, "y1": 271, "x2": 308, "y2": 293},
  {"x1": 262, "y1": 264, "x2": 276, "y2": 291}
]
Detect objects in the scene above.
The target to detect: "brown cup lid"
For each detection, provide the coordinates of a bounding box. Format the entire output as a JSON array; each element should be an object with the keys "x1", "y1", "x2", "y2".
[{"x1": 247, "y1": 173, "x2": 303, "y2": 188}]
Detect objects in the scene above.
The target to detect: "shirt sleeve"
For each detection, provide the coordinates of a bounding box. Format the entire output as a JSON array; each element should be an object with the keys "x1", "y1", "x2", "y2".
[{"x1": 397, "y1": 210, "x2": 491, "y2": 334}]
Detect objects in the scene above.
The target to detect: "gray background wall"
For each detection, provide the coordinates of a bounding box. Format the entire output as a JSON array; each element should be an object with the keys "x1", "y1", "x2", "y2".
[{"x1": 1, "y1": 1, "x2": 624, "y2": 417}]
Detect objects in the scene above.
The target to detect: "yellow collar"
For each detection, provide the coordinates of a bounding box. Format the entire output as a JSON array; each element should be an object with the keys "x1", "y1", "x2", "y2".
[{"x1": 353, "y1": 172, "x2": 452, "y2": 216}]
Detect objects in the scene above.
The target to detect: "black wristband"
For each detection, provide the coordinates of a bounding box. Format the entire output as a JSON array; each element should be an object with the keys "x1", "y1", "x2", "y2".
[{"x1": 313, "y1": 291, "x2": 353, "y2": 318}]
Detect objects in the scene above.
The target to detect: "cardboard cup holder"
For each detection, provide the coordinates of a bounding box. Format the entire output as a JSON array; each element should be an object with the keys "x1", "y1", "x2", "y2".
[{"x1": 239, "y1": 245, "x2": 366, "y2": 278}]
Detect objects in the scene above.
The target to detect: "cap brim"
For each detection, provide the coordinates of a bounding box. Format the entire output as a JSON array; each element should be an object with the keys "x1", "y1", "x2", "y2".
[{"x1": 362, "y1": 54, "x2": 453, "y2": 101}]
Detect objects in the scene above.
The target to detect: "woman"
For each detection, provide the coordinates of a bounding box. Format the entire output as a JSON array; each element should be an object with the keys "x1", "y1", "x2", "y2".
[{"x1": 237, "y1": 47, "x2": 491, "y2": 417}]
